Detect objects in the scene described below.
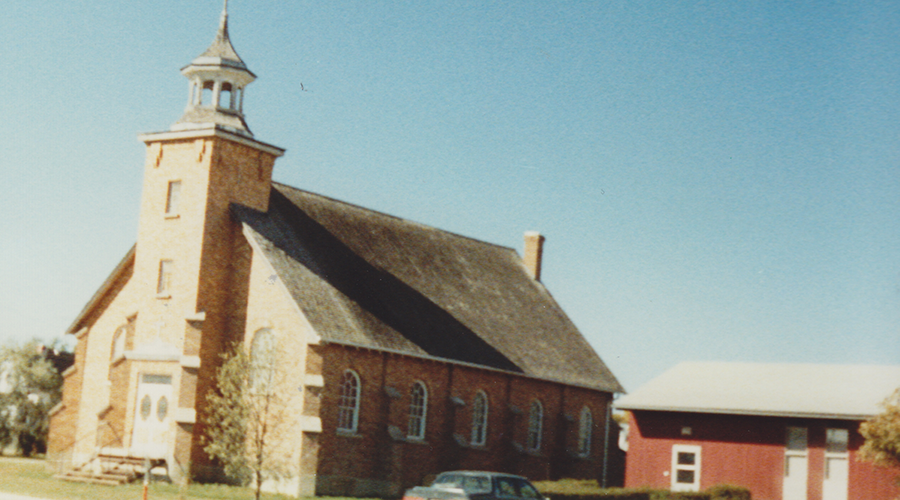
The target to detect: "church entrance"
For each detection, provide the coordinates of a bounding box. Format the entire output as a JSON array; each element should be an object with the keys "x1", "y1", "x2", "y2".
[{"x1": 131, "y1": 374, "x2": 173, "y2": 459}]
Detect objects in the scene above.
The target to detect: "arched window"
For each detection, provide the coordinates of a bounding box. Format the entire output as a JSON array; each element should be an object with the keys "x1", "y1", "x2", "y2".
[
  {"x1": 201, "y1": 81, "x2": 214, "y2": 106},
  {"x1": 250, "y1": 329, "x2": 276, "y2": 394},
  {"x1": 220, "y1": 82, "x2": 233, "y2": 109},
  {"x1": 577, "y1": 406, "x2": 592, "y2": 456},
  {"x1": 470, "y1": 390, "x2": 489, "y2": 445},
  {"x1": 337, "y1": 370, "x2": 361, "y2": 433},
  {"x1": 526, "y1": 400, "x2": 543, "y2": 452},
  {"x1": 407, "y1": 381, "x2": 428, "y2": 440},
  {"x1": 111, "y1": 325, "x2": 127, "y2": 361}
]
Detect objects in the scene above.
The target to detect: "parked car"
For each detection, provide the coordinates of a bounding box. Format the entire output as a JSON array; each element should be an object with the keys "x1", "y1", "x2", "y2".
[{"x1": 402, "y1": 471, "x2": 547, "y2": 500}]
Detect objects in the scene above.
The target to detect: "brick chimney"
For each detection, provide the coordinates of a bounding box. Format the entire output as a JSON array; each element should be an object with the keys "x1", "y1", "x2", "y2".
[{"x1": 523, "y1": 231, "x2": 545, "y2": 281}]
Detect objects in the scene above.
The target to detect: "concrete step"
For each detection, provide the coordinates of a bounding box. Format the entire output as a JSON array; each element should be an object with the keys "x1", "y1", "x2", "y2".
[{"x1": 54, "y1": 473, "x2": 125, "y2": 486}]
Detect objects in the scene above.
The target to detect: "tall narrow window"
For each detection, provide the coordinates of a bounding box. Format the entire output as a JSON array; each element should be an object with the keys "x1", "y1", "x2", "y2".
[
  {"x1": 111, "y1": 325, "x2": 127, "y2": 361},
  {"x1": 165, "y1": 180, "x2": 181, "y2": 216},
  {"x1": 250, "y1": 329, "x2": 276, "y2": 394},
  {"x1": 407, "y1": 381, "x2": 428, "y2": 440},
  {"x1": 157, "y1": 260, "x2": 173, "y2": 295},
  {"x1": 470, "y1": 391, "x2": 488, "y2": 445},
  {"x1": 337, "y1": 370, "x2": 361, "y2": 433},
  {"x1": 671, "y1": 444, "x2": 701, "y2": 492},
  {"x1": 527, "y1": 400, "x2": 543, "y2": 452},
  {"x1": 577, "y1": 406, "x2": 592, "y2": 456}
]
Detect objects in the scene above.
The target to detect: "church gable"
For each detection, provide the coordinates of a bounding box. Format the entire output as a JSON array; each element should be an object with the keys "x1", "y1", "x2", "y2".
[{"x1": 67, "y1": 246, "x2": 136, "y2": 335}]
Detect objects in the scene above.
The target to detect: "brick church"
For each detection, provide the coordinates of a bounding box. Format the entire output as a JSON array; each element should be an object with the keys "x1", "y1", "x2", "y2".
[{"x1": 47, "y1": 3, "x2": 623, "y2": 497}]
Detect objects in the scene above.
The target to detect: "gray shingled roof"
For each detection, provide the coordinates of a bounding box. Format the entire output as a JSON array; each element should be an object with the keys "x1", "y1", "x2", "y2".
[
  {"x1": 232, "y1": 183, "x2": 623, "y2": 393},
  {"x1": 615, "y1": 361, "x2": 900, "y2": 420}
]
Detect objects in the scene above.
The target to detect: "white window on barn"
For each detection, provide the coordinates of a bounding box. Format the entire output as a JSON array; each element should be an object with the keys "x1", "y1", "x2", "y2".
[
  {"x1": 337, "y1": 370, "x2": 361, "y2": 433},
  {"x1": 165, "y1": 180, "x2": 181, "y2": 216},
  {"x1": 577, "y1": 406, "x2": 592, "y2": 457},
  {"x1": 407, "y1": 381, "x2": 428, "y2": 440},
  {"x1": 671, "y1": 444, "x2": 701, "y2": 492},
  {"x1": 249, "y1": 329, "x2": 276, "y2": 394},
  {"x1": 526, "y1": 400, "x2": 543, "y2": 452},
  {"x1": 470, "y1": 390, "x2": 488, "y2": 446}
]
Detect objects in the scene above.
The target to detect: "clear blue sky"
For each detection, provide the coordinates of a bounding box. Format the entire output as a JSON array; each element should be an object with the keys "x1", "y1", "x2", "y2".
[{"x1": 1, "y1": 1, "x2": 897, "y2": 392}]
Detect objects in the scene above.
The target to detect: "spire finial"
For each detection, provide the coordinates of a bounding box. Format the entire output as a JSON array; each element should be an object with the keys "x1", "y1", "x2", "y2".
[{"x1": 218, "y1": 0, "x2": 230, "y2": 41}]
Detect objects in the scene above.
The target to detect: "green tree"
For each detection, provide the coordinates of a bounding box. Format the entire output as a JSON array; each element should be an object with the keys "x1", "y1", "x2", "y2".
[
  {"x1": 203, "y1": 342, "x2": 293, "y2": 500},
  {"x1": 0, "y1": 340, "x2": 64, "y2": 456},
  {"x1": 859, "y1": 388, "x2": 900, "y2": 469}
]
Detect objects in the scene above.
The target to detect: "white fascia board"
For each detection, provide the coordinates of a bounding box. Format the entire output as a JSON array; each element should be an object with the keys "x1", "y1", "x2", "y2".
[{"x1": 138, "y1": 127, "x2": 285, "y2": 157}]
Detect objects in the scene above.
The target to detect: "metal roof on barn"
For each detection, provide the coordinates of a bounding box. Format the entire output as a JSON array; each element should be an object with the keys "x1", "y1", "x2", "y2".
[
  {"x1": 615, "y1": 361, "x2": 900, "y2": 420},
  {"x1": 232, "y1": 183, "x2": 624, "y2": 393}
]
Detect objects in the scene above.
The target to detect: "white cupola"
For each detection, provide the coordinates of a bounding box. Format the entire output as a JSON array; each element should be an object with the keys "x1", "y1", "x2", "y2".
[{"x1": 172, "y1": 0, "x2": 256, "y2": 137}]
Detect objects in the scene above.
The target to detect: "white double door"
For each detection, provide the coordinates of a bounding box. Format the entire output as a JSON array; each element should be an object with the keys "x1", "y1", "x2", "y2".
[
  {"x1": 783, "y1": 426, "x2": 848, "y2": 500},
  {"x1": 131, "y1": 374, "x2": 173, "y2": 459}
]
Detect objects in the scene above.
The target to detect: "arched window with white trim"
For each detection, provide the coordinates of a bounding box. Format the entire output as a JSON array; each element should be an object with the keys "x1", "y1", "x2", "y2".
[
  {"x1": 250, "y1": 328, "x2": 276, "y2": 394},
  {"x1": 407, "y1": 381, "x2": 428, "y2": 440},
  {"x1": 527, "y1": 400, "x2": 543, "y2": 452},
  {"x1": 470, "y1": 390, "x2": 489, "y2": 445},
  {"x1": 337, "y1": 370, "x2": 361, "y2": 433},
  {"x1": 577, "y1": 406, "x2": 592, "y2": 456}
]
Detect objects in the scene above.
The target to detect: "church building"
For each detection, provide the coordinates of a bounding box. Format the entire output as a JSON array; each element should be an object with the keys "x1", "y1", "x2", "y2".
[{"x1": 47, "y1": 4, "x2": 623, "y2": 497}]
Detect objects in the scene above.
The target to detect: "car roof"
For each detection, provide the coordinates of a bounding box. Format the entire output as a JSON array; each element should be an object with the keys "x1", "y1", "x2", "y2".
[{"x1": 438, "y1": 471, "x2": 529, "y2": 480}]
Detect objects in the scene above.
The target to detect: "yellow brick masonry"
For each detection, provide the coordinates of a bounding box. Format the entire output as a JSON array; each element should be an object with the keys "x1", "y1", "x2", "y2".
[{"x1": 50, "y1": 128, "x2": 282, "y2": 482}]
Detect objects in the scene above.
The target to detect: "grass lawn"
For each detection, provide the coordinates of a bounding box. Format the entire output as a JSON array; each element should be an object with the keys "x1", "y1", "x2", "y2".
[{"x1": 0, "y1": 456, "x2": 323, "y2": 500}]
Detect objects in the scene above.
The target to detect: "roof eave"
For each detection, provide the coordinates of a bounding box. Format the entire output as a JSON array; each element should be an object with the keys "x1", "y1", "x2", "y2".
[
  {"x1": 139, "y1": 125, "x2": 285, "y2": 157},
  {"x1": 615, "y1": 404, "x2": 873, "y2": 421},
  {"x1": 67, "y1": 245, "x2": 136, "y2": 334}
]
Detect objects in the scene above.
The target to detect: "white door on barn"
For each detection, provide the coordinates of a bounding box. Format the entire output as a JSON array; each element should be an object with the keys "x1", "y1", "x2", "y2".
[
  {"x1": 822, "y1": 429, "x2": 849, "y2": 500},
  {"x1": 783, "y1": 427, "x2": 808, "y2": 500},
  {"x1": 131, "y1": 374, "x2": 173, "y2": 459}
]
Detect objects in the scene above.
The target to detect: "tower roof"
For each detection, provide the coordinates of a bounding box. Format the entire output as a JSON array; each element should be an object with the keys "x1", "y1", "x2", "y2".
[
  {"x1": 184, "y1": 0, "x2": 254, "y2": 76},
  {"x1": 173, "y1": 0, "x2": 256, "y2": 137}
]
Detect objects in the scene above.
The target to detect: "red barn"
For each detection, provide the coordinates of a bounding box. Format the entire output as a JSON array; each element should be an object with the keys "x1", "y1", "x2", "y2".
[{"x1": 615, "y1": 362, "x2": 900, "y2": 500}]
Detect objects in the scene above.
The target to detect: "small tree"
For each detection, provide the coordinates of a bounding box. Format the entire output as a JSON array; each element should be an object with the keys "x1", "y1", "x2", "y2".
[
  {"x1": 0, "y1": 340, "x2": 64, "y2": 456},
  {"x1": 860, "y1": 388, "x2": 900, "y2": 469},
  {"x1": 204, "y1": 341, "x2": 293, "y2": 500}
]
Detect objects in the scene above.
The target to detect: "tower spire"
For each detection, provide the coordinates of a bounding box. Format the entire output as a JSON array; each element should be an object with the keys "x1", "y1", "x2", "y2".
[
  {"x1": 171, "y1": 0, "x2": 256, "y2": 137},
  {"x1": 215, "y1": 0, "x2": 231, "y2": 53}
]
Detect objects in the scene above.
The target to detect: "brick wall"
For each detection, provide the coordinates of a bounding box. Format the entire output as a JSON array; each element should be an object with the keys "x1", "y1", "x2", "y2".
[
  {"x1": 46, "y1": 327, "x2": 89, "y2": 469},
  {"x1": 314, "y1": 344, "x2": 613, "y2": 497}
]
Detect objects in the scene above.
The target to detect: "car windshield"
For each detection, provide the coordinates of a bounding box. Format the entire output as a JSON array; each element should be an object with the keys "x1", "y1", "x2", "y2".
[
  {"x1": 433, "y1": 474, "x2": 492, "y2": 494},
  {"x1": 494, "y1": 477, "x2": 542, "y2": 499}
]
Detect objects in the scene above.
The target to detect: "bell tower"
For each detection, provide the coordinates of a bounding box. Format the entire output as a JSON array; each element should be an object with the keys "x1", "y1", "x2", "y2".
[
  {"x1": 129, "y1": 0, "x2": 284, "y2": 481},
  {"x1": 173, "y1": 0, "x2": 256, "y2": 137}
]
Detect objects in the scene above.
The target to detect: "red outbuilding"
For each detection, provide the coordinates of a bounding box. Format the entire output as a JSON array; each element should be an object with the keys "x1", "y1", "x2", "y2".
[{"x1": 615, "y1": 362, "x2": 900, "y2": 500}]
